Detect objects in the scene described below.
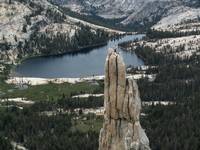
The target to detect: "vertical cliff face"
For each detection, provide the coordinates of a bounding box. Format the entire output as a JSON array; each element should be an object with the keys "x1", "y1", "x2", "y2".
[{"x1": 99, "y1": 49, "x2": 150, "y2": 150}]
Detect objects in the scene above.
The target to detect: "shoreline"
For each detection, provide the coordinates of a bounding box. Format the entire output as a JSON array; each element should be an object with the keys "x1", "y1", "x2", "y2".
[
  {"x1": 13, "y1": 33, "x2": 141, "y2": 64},
  {"x1": 14, "y1": 42, "x2": 108, "y2": 65},
  {"x1": 4, "y1": 34, "x2": 147, "y2": 87},
  {"x1": 8, "y1": 42, "x2": 108, "y2": 76},
  {"x1": 6, "y1": 76, "x2": 105, "y2": 85},
  {"x1": 9, "y1": 33, "x2": 141, "y2": 76},
  {"x1": 6, "y1": 73, "x2": 156, "y2": 86}
]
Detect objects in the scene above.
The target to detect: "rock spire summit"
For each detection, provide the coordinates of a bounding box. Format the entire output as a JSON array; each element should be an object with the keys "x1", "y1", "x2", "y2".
[{"x1": 99, "y1": 49, "x2": 150, "y2": 150}]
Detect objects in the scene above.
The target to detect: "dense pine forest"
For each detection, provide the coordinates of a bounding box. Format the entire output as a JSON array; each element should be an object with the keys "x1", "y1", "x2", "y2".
[
  {"x1": 23, "y1": 24, "x2": 108, "y2": 56},
  {"x1": 0, "y1": 104, "x2": 101, "y2": 150},
  {"x1": 137, "y1": 49, "x2": 200, "y2": 149},
  {"x1": 124, "y1": 30, "x2": 200, "y2": 149},
  {"x1": 0, "y1": 61, "x2": 104, "y2": 149}
]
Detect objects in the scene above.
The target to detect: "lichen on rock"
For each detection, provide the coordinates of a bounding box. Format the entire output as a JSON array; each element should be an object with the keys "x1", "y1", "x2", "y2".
[{"x1": 99, "y1": 48, "x2": 150, "y2": 150}]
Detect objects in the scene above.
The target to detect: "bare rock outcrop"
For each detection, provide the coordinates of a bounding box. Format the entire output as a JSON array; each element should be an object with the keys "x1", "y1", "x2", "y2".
[{"x1": 99, "y1": 49, "x2": 150, "y2": 150}]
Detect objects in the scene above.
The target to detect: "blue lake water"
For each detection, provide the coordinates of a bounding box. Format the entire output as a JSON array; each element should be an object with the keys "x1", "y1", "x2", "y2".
[{"x1": 13, "y1": 34, "x2": 144, "y2": 78}]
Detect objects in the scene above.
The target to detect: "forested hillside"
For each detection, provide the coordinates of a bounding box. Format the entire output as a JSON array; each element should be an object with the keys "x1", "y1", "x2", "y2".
[
  {"x1": 120, "y1": 28, "x2": 200, "y2": 149},
  {"x1": 0, "y1": 0, "x2": 109, "y2": 64}
]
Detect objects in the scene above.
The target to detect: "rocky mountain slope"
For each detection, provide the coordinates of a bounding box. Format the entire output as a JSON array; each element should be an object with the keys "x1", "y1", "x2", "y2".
[
  {"x1": 152, "y1": 6, "x2": 200, "y2": 32},
  {"x1": 0, "y1": 0, "x2": 121, "y2": 64},
  {"x1": 52, "y1": 0, "x2": 200, "y2": 31}
]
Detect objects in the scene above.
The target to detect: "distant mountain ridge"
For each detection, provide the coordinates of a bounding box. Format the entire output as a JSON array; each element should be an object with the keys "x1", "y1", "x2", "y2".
[{"x1": 51, "y1": 0, "x2": 200, "y2": 31}]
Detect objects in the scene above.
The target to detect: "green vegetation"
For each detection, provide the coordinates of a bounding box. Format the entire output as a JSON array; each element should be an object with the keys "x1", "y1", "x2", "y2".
[
  {"x1": 0, "y1": 1, "x2": 108, "y2": 148},
  {"x1": 0, "y1": 105, "x2": 102, "y2": 150},
  {"x1": 0, "y1": 69, "x2": 104, "y2": 101},
  {"x1": 73, "y1": 115, "x2": 102, "y2": 133},
  {"x1": 0, "y1": 63, "x2": 104, "y2": 149},
  {"x1": 142, "y1": 99, "x2": 200, "y2": 150},
  {"x1": 2, "y1": 1, "x2": 200, "y2": 148},
  {"x1": 0, "y1": 64, "x2": 15, "y2": 97},
  {"x1": 22, "y1": 22, "x2": 108, "y2": 56},
  {"x1": 138, "y1": 57, "x2": 200, "y2": 149},
  {"x1": 1, "y1": 81, "x2": 102, "y2": 101},
  {"x1": 45, "y1": 7, "x2": 66, "y2": 23},
  {"x1": 0, "y1": 62, "x2": 104, "y2": 150},
  {"x1": 124, "y1": 35, "x2": 200, "y2": 149},
  {"x1": 8, "y1": 0, "x2": 109, "y2": 59},
  {"x1": 0, "y1": 63, "x2": 104, "y2": 101},
  {"x1": 0, "y1": 136, "x2": 12, "y2": 150},
  {"x1": 134, "y1": 45, "x2": 200, "y2": 102},
  {"x1": 146, "y1": 28, "x2": 200, "y2": 39}
]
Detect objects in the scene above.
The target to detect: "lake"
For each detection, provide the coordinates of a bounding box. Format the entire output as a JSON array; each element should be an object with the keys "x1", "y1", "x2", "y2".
[{"x1": 13, "y1": 34, "x2": 144, "y2": 78}]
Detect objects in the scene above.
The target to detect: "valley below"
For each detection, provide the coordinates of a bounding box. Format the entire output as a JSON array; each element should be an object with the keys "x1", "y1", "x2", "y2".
[{"x1": 1, "y1": 0, "x2": 200, "y2": 150}]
